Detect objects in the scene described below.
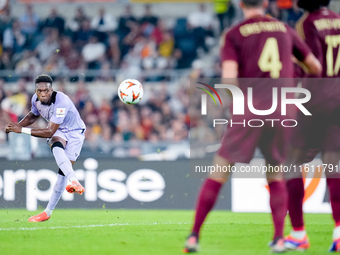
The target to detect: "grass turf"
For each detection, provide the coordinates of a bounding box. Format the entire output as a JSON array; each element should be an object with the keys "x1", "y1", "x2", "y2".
[{"x1": 0, "y1": 209, "x2": 334, "y2": 255}]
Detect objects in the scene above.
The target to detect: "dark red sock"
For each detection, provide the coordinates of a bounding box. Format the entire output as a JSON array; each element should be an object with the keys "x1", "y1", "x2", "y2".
[
  {"x1": 327, "y1": 178, "x2": 340, "y2": 225},
  {"x1": 192, "y1": 179, "x2": 222, "y2": 236},
  {"x1": 286, "y1": 178, "x2": 305, "y2": 231},
  {"x1": 269, "y1": 181, "x2": 288, "y2": 240}
]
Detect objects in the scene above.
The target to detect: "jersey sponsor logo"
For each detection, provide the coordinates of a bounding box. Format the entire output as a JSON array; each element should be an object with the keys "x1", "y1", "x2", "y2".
[{"x1": 56, "y1": 108, "x2": 66, "y2": 117}]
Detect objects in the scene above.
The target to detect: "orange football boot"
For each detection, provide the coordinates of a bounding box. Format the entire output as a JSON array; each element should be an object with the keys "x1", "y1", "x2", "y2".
[
  {"x1": 66, "y1": 181, "x2": 85, "y2": 195},
  {"x1": 28, "y1": 211, "x2": 50, "y2": 222}
]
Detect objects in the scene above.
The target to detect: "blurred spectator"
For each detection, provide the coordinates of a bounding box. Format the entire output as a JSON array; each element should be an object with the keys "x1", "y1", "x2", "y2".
[
  {"x1": 34, "y1": 28, "x2": 59, "y2": 63},
  {"x1": 0, "y1": 108, "x2": 11, "y2": 143},
  {"x1": 121, "y1": 20, "x2": 140, "y2": 57},
  {"x1": 140, "y1": 4, "x2": 159, "y2": 26},
  {"x1": 134, "y1": 36, "x2": 156, "y2": 59},
  {"x1": 214, "y1": 0, "x2": 236, "y2": 33},
  {"x1": 1, "y1": 78, "x2": 28, "y2": 122},
  {"x1": 120, "y1": 48, "x2": 142, "y2": 80},
  {"x1": 0, "y1": 51, "x2": 14, "y2": 71},
  {"x1": 287, "y1": 0, "x2": 304, "y2": 28},
  {"x1": 3, "y1": 19, "x2": 26, "y2": 53},
  {"x1": 0, "y1": 7, "x2": 14, "y2": 41},
  {"x1": 82, "y1": 35, "x2": 105, "y2": 69},
  {"x1": 266, "y1": 0, "x2": 282, "y2": 19},
  {"x1": 74, "y1": 19, "x2": 93, "y2": 49},
  {"x1": 150, "y1": 19, "x2": 164, "y2": 45},
  {"x1": 0, "y1": 79, "x2": 6, "y2": 103},
  {"x1": 75, "y1": 80, "x2": 90, "y2": 110},
  {"x1": 15, "y1": 50, "x2": 42, "y2": 75},
  {"x1": 158, "y1": 30, "x2": 174, "y2": 58},
  {"x1": 19, "y1": 4, "x2": 39, "y2": 40},
  {"x1": 91, "y1": 8, "x2": 117, "y2": 42},
  {"x1": 277, "y1": 0, "x2": 293, "y2": 22},
  {"x1": 67, "y1": 6, "x2": 88, "y2": 34},
  {"x1": 187, "y1": 4, "x2": 214, "y2": 52},
  {"x1": 44, "y1": 53, "x2": 65, "y2": 73},
  {"x1": 188, "y1": 4, "x2": 214, "y2": 32},
  {"x1": 58, "y1": 36, "x2": 73, "y2": 59},
  {"x1": 40, "y1": 7, "x2": 65, "y2": 35},
  {"x1": 106, "y1": 33, "x2": 121, "y2": 68},
  {"x1": 174, "y1": 22, "x2": 197, "y2": 69},
  {"x1": 98, "y1": 61, "x2": 113, "y2": 82},
  {"x1": 116, "y1": 5, "x2": 137, "y2": 40},
  {"x1": 65, "y1": 48, "x2": 83, "y2": 73}
]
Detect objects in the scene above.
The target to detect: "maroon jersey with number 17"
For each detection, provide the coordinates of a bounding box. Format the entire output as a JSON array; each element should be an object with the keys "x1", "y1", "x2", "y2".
[{"x1": 296, "y1": 8, "x2": 340, "y2": 78}]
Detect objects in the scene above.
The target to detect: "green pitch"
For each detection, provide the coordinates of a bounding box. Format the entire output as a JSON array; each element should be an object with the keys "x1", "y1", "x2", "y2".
[{"x1": 0, "y1": 209, "x2": 334, "y2": 255}]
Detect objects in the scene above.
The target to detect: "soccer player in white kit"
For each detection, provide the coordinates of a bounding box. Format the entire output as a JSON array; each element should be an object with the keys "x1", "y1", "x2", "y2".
[{"x1": 6, "y1": 74, "x2": 86, "y2": 222}]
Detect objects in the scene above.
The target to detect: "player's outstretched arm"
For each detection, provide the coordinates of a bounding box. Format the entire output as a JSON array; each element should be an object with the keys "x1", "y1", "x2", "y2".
[
  {"x1": 5, "y1": 111, "x2": 39, "y2": 134},
  {"x1": 6, "y1": 120, "x2": 60, "y2": 138},
  {"x1": 18, "y1": 112, "x2": 40, "y2": 127}
]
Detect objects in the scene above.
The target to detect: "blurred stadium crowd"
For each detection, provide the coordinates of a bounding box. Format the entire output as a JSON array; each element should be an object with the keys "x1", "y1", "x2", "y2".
[
  {"x1": 0, "y1": 3, "x2": 218, "y2": 80},
  {"x1": 0, "y1": 0, "x2": 315, "y2": 155}
]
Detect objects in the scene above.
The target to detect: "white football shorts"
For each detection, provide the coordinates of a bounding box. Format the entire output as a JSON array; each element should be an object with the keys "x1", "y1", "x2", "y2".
[{"x1": 48, "y1": 129, "x2": 85, "y2": 161}]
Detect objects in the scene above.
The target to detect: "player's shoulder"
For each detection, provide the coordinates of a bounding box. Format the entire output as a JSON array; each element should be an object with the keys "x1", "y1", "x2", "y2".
[
  {"x1": 32, "y1": 93, "x2": 38, "y2": 102},
  {"x1": 54, "y1": 91, "x2": 71, "y2": 104},
  {"x1": 55, "y1": 91, "x2": 68, "y2": 99},
  {"x1": 221, "y1": 21, "x2": 241, "y2": 39},
  {"x1": 295, "y1": 13, "x2": 312, "y2": 39},
  {"x1": 219, "y1": 17, "x2": 260, "y2": 44}
]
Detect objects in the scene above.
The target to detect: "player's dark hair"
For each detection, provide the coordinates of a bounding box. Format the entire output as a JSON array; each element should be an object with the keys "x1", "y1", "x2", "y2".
[
  {"x1": 241, "y1": 0, "x2": 264, "y2": 7},
  {"x1": 35, "y1": 74, "x2": 53, "y2": 86},
  {"x1": 298, "y1": 0, "x2": 331, "y2": 12}
]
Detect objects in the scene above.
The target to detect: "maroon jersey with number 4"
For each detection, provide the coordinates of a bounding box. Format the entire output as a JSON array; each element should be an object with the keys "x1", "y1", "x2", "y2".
[
  {"x1": 296, "y1": 8, "x2": 340, "y2": 78},
  {"x1": 217, "y1": 15, "x2": 310, "y2": 165},
  {"x1": 220, "y1": 15, "x2": 311, "y2": 78}
]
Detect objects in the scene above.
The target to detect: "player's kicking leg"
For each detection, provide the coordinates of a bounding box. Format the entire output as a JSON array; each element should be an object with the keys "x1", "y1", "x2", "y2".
[
  {"x1": 28, "y1": 138, "x2": 84, "y2": 222},
  {"x1": 50, "y1": 138, "x2": 85, "y2": 195},
  {"x1": 183, "y1": 154, "x2": 232, "y2": 253},
  {"x1": 28, "y1": 169, "x2": 68, "y2": 222}
]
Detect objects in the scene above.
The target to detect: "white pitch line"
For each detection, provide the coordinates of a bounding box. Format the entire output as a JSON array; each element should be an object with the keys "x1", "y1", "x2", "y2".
[{"x1": 0, "y1": 222, "x2": 199, "y2": 231}]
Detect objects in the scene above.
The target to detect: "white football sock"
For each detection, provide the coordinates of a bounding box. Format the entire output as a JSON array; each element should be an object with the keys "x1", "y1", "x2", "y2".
[
  {"x1": 52, "y1": 146, "x2": 78, "y2": 183},
  {"x1": 44, "y1": 209, "x2": 53, "y2": 217},
  {"x1": 333, "y1": 226, "x2": 340, "y2": 240},
  {"x1": 290, "y1": 230, "x2": 307, "y2": 240},
  {"x1": 46, "y1": 174, "x2": 68, "y2": 214}
]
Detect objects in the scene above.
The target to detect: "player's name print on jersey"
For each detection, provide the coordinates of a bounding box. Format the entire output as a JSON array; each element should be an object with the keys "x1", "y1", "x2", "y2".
[
  {"x1": 239, "y1": 21, "x2": 287, "y2": 37},
  {"x1": 314, "y1": 18, "x2": 340, "y2": 31}
]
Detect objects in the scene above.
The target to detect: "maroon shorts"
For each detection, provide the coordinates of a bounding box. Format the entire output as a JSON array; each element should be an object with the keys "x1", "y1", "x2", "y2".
[
  {"x1": 217, "y1": 115, "x2": 292, "y2": 165},
  {"x1": 291, "y1": 111, "x2": 340, "y2": 152},
  {"x1": 290, "y1": 79, "x2": 340, "y2": 159}
]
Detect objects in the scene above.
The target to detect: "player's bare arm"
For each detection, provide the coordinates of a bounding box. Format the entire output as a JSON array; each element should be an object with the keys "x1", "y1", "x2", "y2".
[
  {"x1": 19, "y1": 111, "x2": 40, "y2": 127},
  {"x1": 6, "y1": 120, "x2": 60, "y2": 138},
  {"x1": 222, "y1": 60, "x2": 238, "y2": 78},
  {"x1": 303, "y1": 53, "x2": 322, "y2": 76}
]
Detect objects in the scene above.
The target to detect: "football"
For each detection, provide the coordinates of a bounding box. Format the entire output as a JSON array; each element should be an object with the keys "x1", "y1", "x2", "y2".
[{"x1": 118, "y1": 79, "x2": 144, "y2": 105}]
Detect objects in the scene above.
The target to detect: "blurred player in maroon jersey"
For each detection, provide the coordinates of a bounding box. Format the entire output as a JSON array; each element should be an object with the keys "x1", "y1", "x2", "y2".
[
  {"x1": 183, "y1": 0, "x2": 321, "y2": 253},
  {"x1": 284, "y1": 0, "x2": 340, "y2": 252}
]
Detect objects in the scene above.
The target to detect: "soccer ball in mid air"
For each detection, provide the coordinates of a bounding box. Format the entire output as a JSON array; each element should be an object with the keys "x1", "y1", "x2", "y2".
[{"x1": 118, "y1": 79, "x2": 144, "y2": 105}]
